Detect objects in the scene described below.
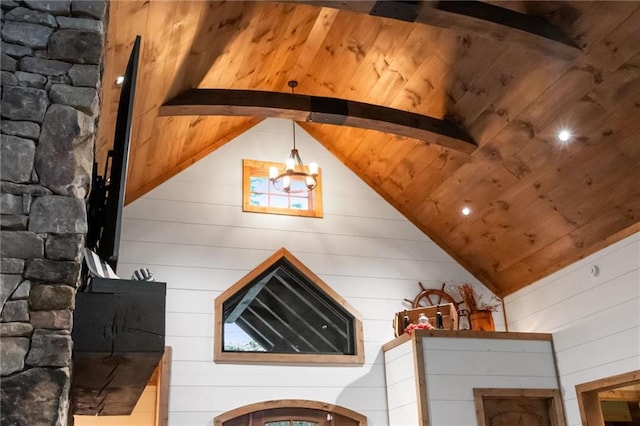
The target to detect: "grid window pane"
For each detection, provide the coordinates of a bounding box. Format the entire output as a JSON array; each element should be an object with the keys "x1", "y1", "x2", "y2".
[
  {"x1": 250, "y1": 176, "x2": 269, "y2": 193},
  {"x1": 290, "y1": 197, "x2": 308, "y2": 210},
  {"x1": 250, "y1": 193, "x2": 269, "y2": 207},
  {"x1": 243, "y1": 159, "x2": 322, "y2": 218}
]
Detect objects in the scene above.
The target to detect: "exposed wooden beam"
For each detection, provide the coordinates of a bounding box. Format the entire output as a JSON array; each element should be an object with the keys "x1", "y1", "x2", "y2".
[
  {"x1": 160, "y1": 88, "x2": 477, "y2": 154},
  {"x1": 293, "y1": 1, "x2": 581, "y2": 60}
]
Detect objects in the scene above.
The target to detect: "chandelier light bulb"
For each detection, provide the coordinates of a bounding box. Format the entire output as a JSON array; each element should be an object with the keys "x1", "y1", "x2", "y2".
[
  {"x1": 305, "y1": 175, "x2": 315, "y2": 188},
  {"x1": 308, "y1": 162, "x2": 318, "y2": 175},
  {"x1": 461, "y1": 206, "x2": 471, "y2": 216},
  {"x1": 286, "y1": 156, "x2": 295, "y2": 172},
  {"x1": 282, "y1": 175, "x2": 291, "y2": 191},
  {"x1": 269, "y1": 166, "x2": 278, "y2": 180}
]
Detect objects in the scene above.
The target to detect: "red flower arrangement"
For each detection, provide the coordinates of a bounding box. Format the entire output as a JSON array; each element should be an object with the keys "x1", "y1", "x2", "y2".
[{"x1": 405, "y1": 322, "x2": 434, "y2": 335}]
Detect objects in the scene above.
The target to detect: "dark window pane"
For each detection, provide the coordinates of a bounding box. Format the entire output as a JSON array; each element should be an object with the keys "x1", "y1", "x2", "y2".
[{"x1": 222, "y1": 258, "x2": 356, "y2": 356}]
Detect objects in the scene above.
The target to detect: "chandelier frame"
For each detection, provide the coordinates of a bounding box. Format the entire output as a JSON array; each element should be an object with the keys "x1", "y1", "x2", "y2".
[{"x1": 269, "y1": 81, "x2": 318, "y2": 193}]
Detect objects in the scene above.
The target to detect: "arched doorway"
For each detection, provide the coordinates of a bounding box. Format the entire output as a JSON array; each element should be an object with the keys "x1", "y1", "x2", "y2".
[{"x1": 214, "y1": 400, "x2": 367, "y2": 426}]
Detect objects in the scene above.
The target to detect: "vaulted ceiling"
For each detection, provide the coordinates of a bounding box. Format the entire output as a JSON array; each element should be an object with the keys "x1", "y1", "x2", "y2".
[{"x1": 98, "y1": 1, "x2": 640, "y2": 296}]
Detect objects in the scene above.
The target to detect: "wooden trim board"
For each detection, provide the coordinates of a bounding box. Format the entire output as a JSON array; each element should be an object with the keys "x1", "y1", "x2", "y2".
[{"x1": 575, "y1": 370, "x2": 640, "y2": 426}]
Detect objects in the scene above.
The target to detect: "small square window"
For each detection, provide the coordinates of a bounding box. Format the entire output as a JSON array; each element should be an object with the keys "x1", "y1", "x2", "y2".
[{"x1": 242, "y1": 159, "x2": 323, "y2": 218}]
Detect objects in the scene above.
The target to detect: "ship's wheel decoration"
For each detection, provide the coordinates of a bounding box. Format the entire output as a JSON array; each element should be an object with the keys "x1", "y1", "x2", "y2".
[{"x1": 404, "y1": 282, "x2": 461, "y2": 311}]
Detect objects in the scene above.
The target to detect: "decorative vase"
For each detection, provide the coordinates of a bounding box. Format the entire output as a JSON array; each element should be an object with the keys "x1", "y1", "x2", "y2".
[{"x1": 470, "y1": 310, "x2": 495, "y2": 331}]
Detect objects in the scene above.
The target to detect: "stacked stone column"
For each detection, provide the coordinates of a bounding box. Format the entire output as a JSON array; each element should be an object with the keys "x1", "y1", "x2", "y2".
[{"x1": 1, "y1": 1, "x2": 106, "y2": 424}]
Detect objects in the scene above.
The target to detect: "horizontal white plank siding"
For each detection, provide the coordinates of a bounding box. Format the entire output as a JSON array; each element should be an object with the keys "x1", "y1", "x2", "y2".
[
  {"x1": 384, "y1": 341, "x2": 419, "y2": 426},
  {"x1": 422, "y1": 336, "x2": 558, "y2": 425},
  {"x1": 169, "y1": 386, "x2": 388, "y2": 419},
  {"x1": 121, "y1": 218, "x2": 453, "y2": 263},
  {"x1": 119, "y1": 119, "x2": 489, "y2": 425},
  {"x1": 504, "y1": 232, "x2": 640, "y2": 426}
]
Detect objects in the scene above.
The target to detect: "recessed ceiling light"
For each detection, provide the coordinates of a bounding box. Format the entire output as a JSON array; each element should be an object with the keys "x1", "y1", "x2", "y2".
[
  {"x1": 115, "y1": 75, "x2": 125, "y2": 85},
  {"x1": 461, "y1": 207, "x2": 471, "y2": 216},
  {"x1": 558, "y1": 129, "x2": 571, "y2": 142}
]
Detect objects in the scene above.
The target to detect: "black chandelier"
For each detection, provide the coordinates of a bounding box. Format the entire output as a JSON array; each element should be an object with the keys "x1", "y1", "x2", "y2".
[{"x1": 268, "y1": 81, "x2": 318, "y2": 193}]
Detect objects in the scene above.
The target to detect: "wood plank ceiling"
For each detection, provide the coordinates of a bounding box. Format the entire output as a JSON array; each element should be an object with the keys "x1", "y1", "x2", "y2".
[{"x1": 98, "y1": 1, "x2": 640, "y2": 296}]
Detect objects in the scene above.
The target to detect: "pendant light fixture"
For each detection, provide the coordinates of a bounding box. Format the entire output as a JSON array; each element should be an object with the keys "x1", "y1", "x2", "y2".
[{"x1": 269, "y1": 80, "x2": 319, "y2": 193}]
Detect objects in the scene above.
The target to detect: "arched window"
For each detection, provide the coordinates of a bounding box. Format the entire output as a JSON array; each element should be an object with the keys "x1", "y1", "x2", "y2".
[
  {"x1": 214, "y1": 248, "x2": 364, "y2": 364},
  {"x1": 214, "y1": 400, "x2": 367, "y2": 426}
]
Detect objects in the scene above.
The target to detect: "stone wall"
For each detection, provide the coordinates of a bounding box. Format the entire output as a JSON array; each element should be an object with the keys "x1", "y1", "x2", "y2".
[{"x1": 0, "y1": 1, "x2": 105, "y2": 424}]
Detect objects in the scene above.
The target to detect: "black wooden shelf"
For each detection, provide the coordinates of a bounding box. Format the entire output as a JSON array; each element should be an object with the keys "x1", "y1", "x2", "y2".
[{"x1": 71, "y1": 277, "x2": 166, "y2": 416}]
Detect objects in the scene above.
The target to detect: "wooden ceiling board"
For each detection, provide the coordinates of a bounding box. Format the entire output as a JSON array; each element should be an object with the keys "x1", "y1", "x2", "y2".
[
  {"x1": 305, "y1": 10, "x2": 386, "y2": 99},
  {"x1": 540, "y1": 1, "x2": 640, "y2": 54},
  {"x1": 359, "y1": 135, "x2": 420, "y2": 186},
  {"x1": 378, "y1": 143, "x2": 444, "y2": 199},
  {"x1": 193, "y1": 2, "x2": 262, "y2": 90},
  {"x1": 381, "y1": 143, "x2": 467, "y2": 204},
  {"x1": 449, "y1": 46, "x2": 540, "y2": 128},
  {"x1": 97, "y1": 0, "x2": 150, "y2": 165},
  {"x1": 100, "y1": 1, "x2": 640, "y2": 296},
  {"x1": 174, "y1": 2, "x2": 249, "y2": 93},
  {"x1": 436, "y1": 34, "x2": 504, "y2": 109},
  {"x1": 288, "y1": 7, "x2": 339, "y2": 84},
  {"x1": 586, "y1": 7, "x2": 640, "y2": 73},
  {"x1": 219, "y1": 3, "x2": 313, "y2": 90},
  {"x1": 465, "y1": 55, "x2": 572, "y2": 146},
  {"x1": 389, "y1": 44, "x2": 453, "y2": 119}
]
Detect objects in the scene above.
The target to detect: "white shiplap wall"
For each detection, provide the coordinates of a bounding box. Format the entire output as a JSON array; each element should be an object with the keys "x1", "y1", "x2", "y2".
[
  {"x1": 384, "y1": 340, "x2": 420, "y2": 426},
  {"x1": 117, "y1": 118, "x2": 488, "y2": 426},
  {"x1": 505, "y1": 232, "x2": 640, "y2": 426},
  {"x1": 422, "y1": 336, "x2": 558, "y2": 425}
]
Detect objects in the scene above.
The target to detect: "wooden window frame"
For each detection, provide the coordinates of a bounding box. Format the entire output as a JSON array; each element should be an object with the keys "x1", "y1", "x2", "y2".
[
  {"x1": 213, "y1": 399, "x2": 367, "y2": 426},
  {"x1": 242, "y1": 159, "x2": 323, "y2": 218},
  {"x1": 575, "y1": 369, "x2": 640, "y2": 426},
  {"x1": 214, "y1": 247, "x2": 364, "y2": 365},
  {"x1": 473, "y1": 388, "x2": 566, "y2": 426}
]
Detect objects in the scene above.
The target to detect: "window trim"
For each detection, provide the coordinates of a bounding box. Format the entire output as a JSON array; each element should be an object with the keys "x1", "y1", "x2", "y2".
[
  {"x1": 213, "y1": 399, "x2": 368, "y2": 426},
  {"x1": 473, "y1": 388, "x2": 565, "y2": 426},
  {"x1": 214, "y1": 247, "x2": 365, "y2": 365},
  {"x1": 242, "y1": 159, "x2": 323, "y2": 218},
  {"x1": 575, "y1": 369, "x2": 640, "y2": 425}
]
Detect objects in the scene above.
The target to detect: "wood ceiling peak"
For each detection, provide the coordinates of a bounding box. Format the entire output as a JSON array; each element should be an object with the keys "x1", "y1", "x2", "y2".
[{"x1": 101, "y1": 1, "x2": 640, "y2": 296}]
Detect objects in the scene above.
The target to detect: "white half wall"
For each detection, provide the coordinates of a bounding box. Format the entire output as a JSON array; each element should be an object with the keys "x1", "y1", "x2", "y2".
[
  {"x1": 422, "y1": 335, "x2": 558, "y2": 425},
  {"x1": 504, "y1": 232, "x2": 640, "y2": 426},
  {"x1": 118, "y1": 118, "x2": 488, "y2": 426},
  {"x1": 384, "y1": 339, "x2": 420, "y2": 426}
]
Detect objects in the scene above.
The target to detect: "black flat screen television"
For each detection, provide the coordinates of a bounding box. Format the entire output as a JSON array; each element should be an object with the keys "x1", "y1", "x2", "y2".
[{"x1": 86, "y1": 36, "x2": 141, "y2": 272}]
